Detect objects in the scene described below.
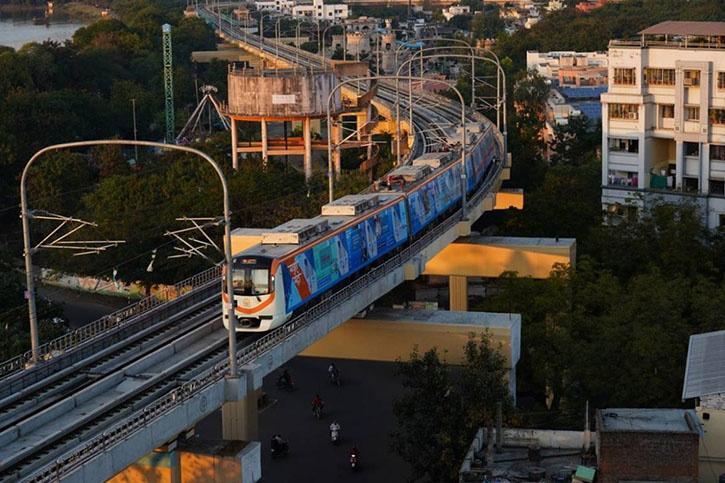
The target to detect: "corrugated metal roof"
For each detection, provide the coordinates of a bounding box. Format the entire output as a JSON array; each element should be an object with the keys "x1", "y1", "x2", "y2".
[
  {"x1": 682, "y1": 329, "x2": 725, "y2": 400},
  {"x1": 559, "y1": 86, "x2": 607, "y2": 100},
  {"x1": 572, "y1": 102, "x2": 603, "y2": 120},
  {"x1": 639, "y1": 21, "x2": 725, "y2": 37}
]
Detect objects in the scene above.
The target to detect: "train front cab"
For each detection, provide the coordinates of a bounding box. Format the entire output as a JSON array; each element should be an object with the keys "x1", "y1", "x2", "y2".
[{"x1": 222, "y1": 255, "x2": 288, "y2": 332}]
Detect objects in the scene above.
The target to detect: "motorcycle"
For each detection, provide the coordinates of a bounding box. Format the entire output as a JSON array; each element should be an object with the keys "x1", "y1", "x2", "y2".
[
  {"x1": 312, "y1": 402, "x2": 323, "y2": 419},
  {"x1": 349, "y1": 452, "x2": 359, "y2": 471},
  {"x1": 330, "y1": 427, "x2": 340, "y2": 445},
  {"x1": 329, "y1": 370, "x2": 341, "y2": 387},
  {"x1": 270, "y1": 439, "x2": 289, "y2": 459},
  {"x1": 276, "y1": 374, "x2": 295, "y2": 392}
]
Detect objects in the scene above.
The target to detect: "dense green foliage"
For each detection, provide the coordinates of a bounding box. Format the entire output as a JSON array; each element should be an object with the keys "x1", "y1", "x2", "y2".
[
  {"x1": 0, "y1": 1, "x2": 222, "y2": 222},
  {"x1": 456, "y1": 0, "x2": 725, "y2": 429},
  {"x1": 496, "y1": 0, "x2": 725, "y2": 71},
  {"x1": 392, "y1": 334, "x2": 510, "y2": 482}
]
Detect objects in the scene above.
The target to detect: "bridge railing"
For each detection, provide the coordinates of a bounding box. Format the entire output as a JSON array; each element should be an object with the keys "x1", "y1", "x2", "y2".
[
  {"x1": 0, "y1": 265, "x2": 221, "y2": 380},
  {"x1": 25, "y1": 154, "x2": 504, "y2": 483}
]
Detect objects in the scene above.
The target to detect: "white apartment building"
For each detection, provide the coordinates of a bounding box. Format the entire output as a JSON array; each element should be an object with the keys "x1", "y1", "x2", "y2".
[
  {"x1": 255, "y1": 0, "x2": 348, "y2": 20},
  {"x1": 442, "y1": 4, "x2": 470, "y2": 22},
  {"x1": 601, "y1": 21, "x2": 725, "y2": 228},
  {"x1": 292, "y1": 0, "x2": 349, "y2": 21},
  {"x1": 254, "y1": 0, "x2": 294, "y2": 14},
  {"x1": 527, "y1": 50, "x2": 608, "y2": 81}
]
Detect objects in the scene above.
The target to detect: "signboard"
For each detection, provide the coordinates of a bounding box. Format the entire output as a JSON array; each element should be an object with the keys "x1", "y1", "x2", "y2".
[{"x1": 272, "y1": 94, "x2": 297, "y2": 105}]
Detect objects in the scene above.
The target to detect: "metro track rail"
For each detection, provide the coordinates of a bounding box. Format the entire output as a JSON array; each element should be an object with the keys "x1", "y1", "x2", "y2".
[
  {"x1": 0, "y1": 296, "x2": 219, "y2": 435},
  {"x1": 0, "y1": 318, "x2": 252, "y2": 482}
]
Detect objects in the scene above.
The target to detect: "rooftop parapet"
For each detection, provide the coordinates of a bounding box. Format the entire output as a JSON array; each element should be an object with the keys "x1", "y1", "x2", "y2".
[{"x1": 610, "y1": 20, "x2": 725, "y2": 50}]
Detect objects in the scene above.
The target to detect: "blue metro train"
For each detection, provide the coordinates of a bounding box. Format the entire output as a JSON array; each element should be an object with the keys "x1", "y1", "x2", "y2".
[{"x1": 222, "y1": 123, "x2": 500, "y2": 332}]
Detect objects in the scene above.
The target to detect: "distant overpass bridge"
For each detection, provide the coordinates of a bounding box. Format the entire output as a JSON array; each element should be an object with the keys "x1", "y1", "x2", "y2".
[{"x1": 0, "y1": 12, "x2": 509, "y2": 483}]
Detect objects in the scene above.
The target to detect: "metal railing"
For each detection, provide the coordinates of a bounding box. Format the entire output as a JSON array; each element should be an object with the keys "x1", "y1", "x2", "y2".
[
  {"x1": 610, "y1": 39, "x2": 725, "y2": 50},
  {"x1": 0, "y1": 265, "x2": 221, "y2": 379},
  {"x1": 25, "y1": 142, "x2": 504, "y2": 483}
]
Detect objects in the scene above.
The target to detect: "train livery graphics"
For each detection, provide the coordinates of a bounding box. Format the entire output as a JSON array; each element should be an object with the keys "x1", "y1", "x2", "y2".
[
  {"x1": 224, "y1": 127, "x2": 501, "y2": 332},
  {"x1": 281, "y1": 200, "x2": 409, "y2": 314}
]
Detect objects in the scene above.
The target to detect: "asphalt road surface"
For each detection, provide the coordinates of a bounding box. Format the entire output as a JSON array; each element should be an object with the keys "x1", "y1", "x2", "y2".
[
  {"x1": 199, "y1": 356, "x2": 412, "y2": 482},
  {"x1": 37, "y1": 284, "x2": 128, "y2": 328}
]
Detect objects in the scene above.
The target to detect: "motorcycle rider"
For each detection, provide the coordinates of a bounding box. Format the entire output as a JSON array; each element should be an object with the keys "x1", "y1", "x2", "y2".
[
  {"x1": 270, "y1": 434, "x2": 288, "y2": 456},
  {"x1": 311, "y1": 393, "x2": 324, "y2": 416},
  {"x1": 278, "y1": 369, "x2": 293, "y2": 389},
  {"x1": 349, "y1": 445, "x2": 360, "y2": 469},
  {"x1": 329, "y1": 420, "x2": 341, "y2": 442},
  {"x1": 328, "y1": 362, "x2": 340, "y2": 384}
]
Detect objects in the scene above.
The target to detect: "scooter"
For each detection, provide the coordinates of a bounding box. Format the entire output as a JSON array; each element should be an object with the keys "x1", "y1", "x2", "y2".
[
  {"x1": 312, "y1": 403, "x2": 323, "y2": 419},
  {"x1": 349, "y1": 452, "x2": 359, "y2": 471},
  {"x1": 330, "y1": 428, "x2": 340, "y2": 445}
]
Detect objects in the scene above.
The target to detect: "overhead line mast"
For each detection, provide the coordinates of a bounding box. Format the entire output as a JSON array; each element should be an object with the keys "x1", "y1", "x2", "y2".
[{"x1": 162, "y1": 23, "x2": 175, "y2": 144}]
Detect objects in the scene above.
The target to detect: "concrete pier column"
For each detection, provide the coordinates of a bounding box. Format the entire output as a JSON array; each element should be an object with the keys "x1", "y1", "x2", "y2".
[
  {"x1": 332, "y1": 121, "x2": 342, "y2": 176},
  {"x1": 222, "y1": 388, "x2": 259, "y2": 442},
  {"x1": 675, "y1": 140, "x2": 684, "y2": 189},
  {"x1": 304, "y1": 116, "x2": 312, "y2": 181},
  {"x1": 449, "y1": 275, "x2": 468, "y2": 312},
  {"x1": 231, "y1": 117, "x2": 239, "y2": 170},
  {"x1": 261, "y1": 119, "x2": 268, "y2": 167},
  {"x1": 356, "y1": 112, "x2": 367, "y2": 141}
]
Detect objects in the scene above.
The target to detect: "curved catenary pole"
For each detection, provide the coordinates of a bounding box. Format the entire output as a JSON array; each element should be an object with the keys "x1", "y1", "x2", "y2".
[
  {"x1": 326, "y1": 75, "x2": 467, "y2": 216},
  {"x1": 21, "y1": 140, "x2": 240, "y2": 377},
  {"x1": 293, "y1": 18, "x2": 320, "y2": 66},
  {"x1": 392, "y1": 39, "x2": 476, "y2": 164},
  {"x1": 397, "y1": 50, "x2": 507, "y2": 154},
  {"x1": 397, "y1": 46, "x2": 475, "y2": 133},
  {"x1": 320, "y1": 22, "x2": 339, "y2": 60}
]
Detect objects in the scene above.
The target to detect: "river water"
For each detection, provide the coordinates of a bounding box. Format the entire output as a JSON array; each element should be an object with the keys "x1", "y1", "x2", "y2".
[{"x1": 0, "y1": 14, "x2": 85, "y2": 49}]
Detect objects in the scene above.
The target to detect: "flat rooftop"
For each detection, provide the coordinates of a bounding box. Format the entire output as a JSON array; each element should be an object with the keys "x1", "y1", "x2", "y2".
[{"x1": 598, "y1": 408, "x2": 700, "y2": 434}]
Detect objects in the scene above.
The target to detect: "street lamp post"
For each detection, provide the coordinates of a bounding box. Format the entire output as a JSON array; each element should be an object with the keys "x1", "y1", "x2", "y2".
[
  {"x1": 21, "y1": 140, "x2": 240, "y2": 377},
  {"x1": 320, "y1": 22, "x2": 338, "y2": 60}
]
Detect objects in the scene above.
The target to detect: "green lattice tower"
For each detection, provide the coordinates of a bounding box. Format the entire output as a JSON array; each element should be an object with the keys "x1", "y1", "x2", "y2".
[{"x1": 162, "y1": 23, "x2": 175, "y2": 144}]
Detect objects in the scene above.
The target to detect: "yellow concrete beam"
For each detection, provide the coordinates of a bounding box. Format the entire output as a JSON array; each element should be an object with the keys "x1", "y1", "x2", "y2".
[
  {"x1": 300, "y1": 309, "x2": 520, "y2": 367},
  {"x1": 495, "y1": 189, "x2": 524, "y2": 210},
  {"x1": 423, "y1": 236, "x2": 576, "y2": 279}
]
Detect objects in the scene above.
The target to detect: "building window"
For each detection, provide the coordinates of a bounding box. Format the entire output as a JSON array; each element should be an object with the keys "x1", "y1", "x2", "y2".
[
  {"x1": 719, "y1": 72, "x2": 725, "y2": 90},
  {"x1": 684, "y1": 142, "x2": 700, "y2": 157},
  {"x1": 710, "y1": 109, "x2": 725, "y2": 125},
  {"x1": 685, "y1": 106, "x2": 700, "y2": 121},
  {"x1": 608, "y1": 137, "x2": 639, "y2": 153},
  {"x1": 683, "y1": 69, "x2": 700, "y2": 86},
  {"x1": 613, "y1": 68, "x2": 636, "y2": 85},
  {"x1": 609, "y1": 103, "x2": 639, "y2": 120},
  {"x1": 683, "y1": 177, "x2": 699, "y2": 192},
  {"x1": 712, "y1": 145, "x2": 725, "y2": 161},
  {"x1": 660, "y1": 104, "x2": 675, "y2": 119},
  {"x1": 645, "y1": 68, "x2": 675, "y2": 86},
  {"x1": 710, "y1": 179, "x2": 725, "y2": 196}
]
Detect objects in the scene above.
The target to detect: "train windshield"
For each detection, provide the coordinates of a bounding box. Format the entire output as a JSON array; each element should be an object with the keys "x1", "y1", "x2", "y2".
[{"x1": 232, "y1": 257, "x2": 273, "y2": 296}]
